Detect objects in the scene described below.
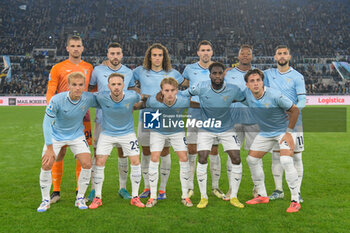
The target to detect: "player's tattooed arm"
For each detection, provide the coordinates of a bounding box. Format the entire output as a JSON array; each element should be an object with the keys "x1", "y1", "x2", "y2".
[
  {"x1": 88, "y1": 84, "x2": 96, "y2": 92},
  {"x1": 190, "y1": 101, "x2": 200, "y2": 108},
  {"x1": 134, "y1": 94, "x2": 150, "y2": 110},
  {"x1": 128, "y1": 86, "x2": 141, "y2": 93}
]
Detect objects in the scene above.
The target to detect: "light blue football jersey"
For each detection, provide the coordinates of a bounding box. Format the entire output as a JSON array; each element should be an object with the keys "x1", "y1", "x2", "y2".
[
  {"x1": 132, "y1": 66, "x2": 184, "y2": 122},
  {"x1": 225, "y1": 67, "x2": 256, "y2": 125},
  {"x1": 95, "y1": 90, "x2": 141, "y2": 137},
  {"x1": 132, "y1": 66, "x2": 184, "y2": 96},
  {"x1": 264, "y1": 67, "x2": 306, "y2": 126},
  {"x1": 183, "y1": 62, "x2": 211, "y2": 120},
  {"x1": 90, "y1": 64, "x2": 135, "y2": 124},
  {"x1": 90, "y1": 64, "x2": 135, "y2": 92},
  {"x1": 189, "y1": 81, "x2": 245, "y2": 133},
  {"x1": 243, "y1": 87, "x2": 293, "y2": 137},
  {"x1": 146, "y1": 95, "x2": 190, "y2": 135},
  {"x1": 44, "y1": 92, "x2": 98, "y2": 144}
]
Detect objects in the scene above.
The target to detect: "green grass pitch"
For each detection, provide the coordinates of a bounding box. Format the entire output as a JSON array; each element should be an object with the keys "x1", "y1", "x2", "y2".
[{"x1": 0, "y1": 106, "x2": 349, "y2": 233}]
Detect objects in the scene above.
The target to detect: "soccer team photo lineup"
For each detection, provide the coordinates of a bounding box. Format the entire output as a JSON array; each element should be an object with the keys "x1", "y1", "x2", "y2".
[
  {"x1": 2, "y1": 1, "x2": 350, "y2": 232},
  {"x1": 32, "y1": 36, "x2": 310, "y2": 214}
]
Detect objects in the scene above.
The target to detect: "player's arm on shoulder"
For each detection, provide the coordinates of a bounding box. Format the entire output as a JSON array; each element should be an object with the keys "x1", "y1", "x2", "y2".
[
  {"x1": 232, "y1": 86, "x2": 246, "y2": 103},
  {"x1": 180, "y1": 79, "x2": 189, "y2": 89},
  {"x1": 128, "y1": 86, "x2": 140, "y2": 93},
  {"x1": 190, "y1": 101, "x2": 200, "y2": 108},
  {"x1": 224, "y1": 67, "x2": 233, "y2": 76},
  {"x1": 88, "y1": 84, "x2": 96, "y2": 92},
  {"x1": 46, "y1": 66, "x2": 60, "y2": 103},
  {"x1": 134, "y1": 94, "x2": 150, "y2": 110}
]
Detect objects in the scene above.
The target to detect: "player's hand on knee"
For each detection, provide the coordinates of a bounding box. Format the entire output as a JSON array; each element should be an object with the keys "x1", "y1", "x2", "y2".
[
  {"x1": 280, "y1": 132, "x2": 294, "y2": 151},
  {"x1": 42, "y1": 147, "x2": 56, "y2": 169}
]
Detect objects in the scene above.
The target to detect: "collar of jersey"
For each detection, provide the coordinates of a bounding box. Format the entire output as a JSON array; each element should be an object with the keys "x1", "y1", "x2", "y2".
[
  {"x1": 163, "y1": 97, "x2": 177, "y2": 108},
  {"x1": 197, "y1": 62, "x2": 208, "y2": 70},
  {"x1": 211, "y1": 82, "x2": 226, "y2": 93},
  {"x1": 235, "y1": 65, "x2": 255, "y2": 73},
  {"x1": 110, "y1": 93, "x2": 125, "y2": 103},
  {"x1": 278, "y1": 67, "x2": 293, "y2": 75},
  {"x1": 256, "y1": 86, "x2": 267, "y2": 100},
  {"x1": 107, "y1": 64, "x2": 122, "y2": 72},
  {"x1": 150, "y1": 69, "x2": 164, "y2": 73},
  {"x1": 67, "y1": 92, "x2": 81, "y2": 105}
]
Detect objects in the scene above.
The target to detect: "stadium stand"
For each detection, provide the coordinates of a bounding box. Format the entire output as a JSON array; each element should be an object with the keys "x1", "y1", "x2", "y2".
[{"x1": 0, "y1": 0, "x2": 349, "y2": 95}]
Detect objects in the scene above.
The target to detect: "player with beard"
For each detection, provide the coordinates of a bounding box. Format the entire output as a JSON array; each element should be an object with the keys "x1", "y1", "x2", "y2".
[
  {"x1": 87, "y1": 42, "x2": 136, "y2": 201},
  {"x1": 46, "y1": 35, "x2": 93, "y2": 204},
  {"x1": 264, "y1": 45, "x2": 306, "y2": 203},
  {"x1": 88, "y1": 73, "x2": 145, "y2": 209},
  {"x1": 184, "y1": 62, "x2": 246, "y2": 208},
  {"x1": 182, "y1": 40, "x2": 224, "y2": 199}
]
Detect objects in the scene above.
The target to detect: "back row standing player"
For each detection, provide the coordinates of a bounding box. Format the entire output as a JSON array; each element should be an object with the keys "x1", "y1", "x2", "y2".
[
  {"x1": 88, "y1": 42, "x2": 136, "y2": 200},
  {"x1": 132, "y1": 43, "x2": 184, "y2": 199},
  {"x1": 182, "y1": 40, "x2": 225, "y2": 199},
  {"x1": 46, "y1": 35, "x2": 93, "y2": 203},
  {"x1": 224, "y1": 44, "x2": 259, "y2": 200},
  {"x1": 264, "y1": 45, "x2": 306, "y2": 202}
]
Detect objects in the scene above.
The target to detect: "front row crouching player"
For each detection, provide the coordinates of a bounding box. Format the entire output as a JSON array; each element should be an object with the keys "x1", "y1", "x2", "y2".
[
  {"x1": 38, "y1": 72, "x2": 98, "y2": 212},
  {"x1": 243, "y1": 69, "x2": 301, "y2": 213},
  {"x1": 185, "y1": 62, "x2": 246, "y2": 209},
  {"x1": 145, "y1": 77, "x2": 193, "y2": 208},
  {"x1": 89, "y1": 73, "x2": 145, "y2": 209}
]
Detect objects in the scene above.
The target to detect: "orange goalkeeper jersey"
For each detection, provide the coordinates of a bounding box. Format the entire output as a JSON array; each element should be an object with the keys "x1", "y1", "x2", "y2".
[{"x1": 46, "y1": 59, "x2": 93, "y2": 103}]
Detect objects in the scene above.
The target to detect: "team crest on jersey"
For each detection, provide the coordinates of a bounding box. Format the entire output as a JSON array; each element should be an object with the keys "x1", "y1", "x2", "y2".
[
  {"x1": 285, "y1": 78, "x2": 292, "y2": 83},
  {"x1": 264, "y1": 103, "x2": 270, "y2": 108},
  {"x1": 223, "y1": 96, "x2": 229, "y2": 101},
  {"x1": 81, "y1": 105, "x2": 86, "y2": 112},
  {"x1": 124, "y1": 103, "x2": 130, "y2": 109},
  {"x1": 84, "y1": 69, "x2": 88, "y2": 75}
]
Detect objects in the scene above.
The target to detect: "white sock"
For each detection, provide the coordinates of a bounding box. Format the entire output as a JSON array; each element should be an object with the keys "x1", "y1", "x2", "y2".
[
  {"x1": 272, "y1": 151, "x2": 283, "y2": 191},
  {"x1": 40, "y1": 168, "x2": 51, "y2": 201},
  {"x1": 280, "y1": 156, "x2": 299, "y2": 202},
  {"x1": 90, "y1": 156, "x2": 96, "y2": 190},
  {"x1": 179, "y1": 161, "x2": 190, "y2": 199},
  {"x1": 118, "y1": 157, "x2": 128, "y2": 190},
  {"x1": 130, "y1": 164, "x2": 141, "y2": 198},
  {"x1": 148, "y1": 161, "x2": 159, "y2": 199},
  {"x1": 159, "y1": 154, "x2": 171, "y2": 192},
  {"x1": 94, "y1": 166, "x2": 105, "y2": 198},
  {"x1": 77, "y1": 168, "x2": 91, "y2": 199},
  {"x1": 209, "y1": 154, "x2": 221, "y2": 189},
  {"x1": 227, "y1": 156, "x2": 232, "y2": 190},
  {"x1": 293, "y1": 152, "x2": 303, "y2": 194},
  {"x1": 246, "y1": 155, "x2": 267, "y2": 197},
  {"x1": 230, "y1": 163, "x2": 242, "y2": 198},
  {"x1": 188, "y1": 154, "x2": 197, "y2": 190},
  {"x1": 141, "y1": 153, "x2": 150, "y2": 189},
  {"x1": 197, "y1": 162, "x2": 208, "y2": 199}
]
